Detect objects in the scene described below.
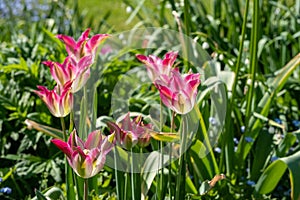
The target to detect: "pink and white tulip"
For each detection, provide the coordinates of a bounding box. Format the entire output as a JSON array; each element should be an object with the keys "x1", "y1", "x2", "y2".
[
  {"x1": 34, "y1": 81, "x2": 73, "y2": 117},
  {"x1": 57, "y1": 28, "x2": 110, "y2": 62},
  {"x1": 51, "y1": 129, "x2": 114, "y2": 179},
  {"x1": 43, "y1": 56, "x2": 93, "y2": 93},
  {"x1": 107, "y1": 113, "x2": 153, "y2": 149},
  {"x1": 136, "y1": 51, "x2": 178, "y2": 83},
  {"x1": 155, "y1": 70, "x2": 200, "y2": 115}
]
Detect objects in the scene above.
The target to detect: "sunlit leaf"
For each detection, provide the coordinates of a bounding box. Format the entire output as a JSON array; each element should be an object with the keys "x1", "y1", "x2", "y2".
[{"x1": 149, "y1": 131, "x2": 179, "y2": 142}]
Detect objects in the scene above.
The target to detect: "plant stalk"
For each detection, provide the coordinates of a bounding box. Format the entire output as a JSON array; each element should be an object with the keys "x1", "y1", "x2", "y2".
[
  {"x1": 84, "y1": 178, "x2": 88, "y2": 200},
  {"x1": 175, "y1": 116, "x2": 187, "y2": 200}
]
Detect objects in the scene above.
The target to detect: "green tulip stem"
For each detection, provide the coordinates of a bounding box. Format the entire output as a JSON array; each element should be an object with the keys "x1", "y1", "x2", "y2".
[
  {"x1": 60, "y1": 117, "x2": 76, "y2": 199},
  {"x1": 124, "y1": 153, "x2": 130, "y2": 199},
  {"x1": 114, "y1": 148, "x2": 121, "y2": 200},
  {"x1": 83, "y1": 178, "x2": 88, "y2": 200},
  {"x1": 175, "y1": 115, "x2": 187, "y2": 200},
  {"x1": 158, "y1": 100, "x2": 164, "y2": 200},
  {"x1": 168, "y1": 111, "x2": 175, "y2": 197},
  {"x1": 60, "y1": 117, "x2": 67, "y2": 142},
  {"x1": 131, "y1": 148, "x2": 136, "y2": 200}
]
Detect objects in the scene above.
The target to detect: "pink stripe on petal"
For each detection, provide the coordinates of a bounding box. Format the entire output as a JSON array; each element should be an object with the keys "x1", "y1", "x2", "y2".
[
  {"x1": 68, "y1": 130, "x2": 84, "y2": 150},
  {"x1": 88, "y1": 148, "x2": 100, "y2": 160},
  {"x1": 57, "y1": 35, "x2": 76, "y2": 55},
  {"x1": 60, "y1": 82, "x2": 72, "y2": 98},
  {"x1": 160, "y1": 86, "x2": 173, "y2": 99},
  {"x1": 188, "y1": 79, "x2": 201, "y2": 91},
  {"x1": 42, "y1": 61, "x2": 52, "y2": 67},
  {"x1": 162, "y1": 51, "x2": 178, "y2": 66}
]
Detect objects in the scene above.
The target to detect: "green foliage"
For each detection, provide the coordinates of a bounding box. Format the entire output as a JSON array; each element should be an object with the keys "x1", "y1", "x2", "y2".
[{"x1": 0, "y1": 0, "x2": 299, "y2": 199}]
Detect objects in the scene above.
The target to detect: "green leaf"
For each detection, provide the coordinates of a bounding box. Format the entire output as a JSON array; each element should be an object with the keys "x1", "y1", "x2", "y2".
[
  {"x1": 255, "y1": 151, "x2": 300, "y2": 200},
  {"x1": 33, "y1": 187, "x2": 65, "y2": 200},
  {"x1": 125, "y1": 0, "x2": 146, "y2": 24},
  {"x1": 25, "y1": 119, "x2": 63, "y2": 139},
  {"x1": 281, "y1": 151, "x2": 300, "y2": 200},
  {"x1": 35, "y1": 189, "x2": 48, "y2": 200},
  {"x1": 189, "y1": 140, "x2": 216, "y2": 180},
  {"x1": 250, "y1": 130, "x2": 273, "y2": 180},
  {"x1": 186, "y1": 176, "x2": 198, "y2": 194},
  {"x1": 190, "y1": 140, "x2": 207, "y2": 159},
  {"x1": 255, "y1": 160, "x2": 287, "y2": 194},
  {"x1": 149, "y1": 131, "x2": 179, "y2": 142},
  {"x1": 141, "y1": 151, "x2": 170, "y2": 198},
  {"x1": 0, "y1": 58, "x2": 29, "y2": 73}
]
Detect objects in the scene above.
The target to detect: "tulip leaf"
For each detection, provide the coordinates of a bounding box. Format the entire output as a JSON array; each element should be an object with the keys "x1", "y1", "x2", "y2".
[
  {"x1": 255, "y1": 151, "x2": 300, "y2": 200},
  {"x1": 255, "y1": 160, "x2": 287, "y2": 195},
  {"x1": 186, "y1": 175, "x2": 198, "y2": 194},
  {"x1": 35, "y1": 189, "x2": 47, "y2": 200},
  {"x1": 25, "y1": 119, "x2": 63, "y2": 140},
  {"x1": 142, "y1": 151, "x2": 170, "y2": 197},
  {"x1": 281, "y1": 151, "x2": 300, "y2": 200},
  {"x1": 149, "y1": 131, "x2": 180, "y2": 142},
  {"x1": 189, "y1": 140, "x2": 217, "y2": 180},
  {"x1": 33, "y1": 187, "x2": 65, "y2": 200}
]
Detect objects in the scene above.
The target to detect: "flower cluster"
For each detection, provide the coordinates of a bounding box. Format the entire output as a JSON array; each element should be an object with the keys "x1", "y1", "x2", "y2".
[
  {"x1": 35, "y1": 28, "x2": 109, "y2": 117},
  {"x1": 136, "y1": 51, "x2": 201, "y2": 114},
  {"x1": 35, "y1": 34, "x2": 201, "y2": 182},
  {"x1": 34, "y1": 29, "x2": 114, "y2": 179}
]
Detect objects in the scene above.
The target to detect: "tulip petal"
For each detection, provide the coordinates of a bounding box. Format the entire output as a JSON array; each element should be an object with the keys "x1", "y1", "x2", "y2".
[
  {"x1": 85, "y1": 130, "x2": 102, "y2": 149},
  {"x1": 51, "y1": 139, "x2": 72, "y2": 158},
  {"x1": 82, "y1": 156, "x2": 93, "y2": 178},
  {"x1": 85, "y1": 34, "x2": 110, "y2": 54},
  {"x1": 77, "y1": 28, "x2": 90, "y2": 48},
  {"x1": 56, "y1": 35, "x2": 77, "y2": 56}
]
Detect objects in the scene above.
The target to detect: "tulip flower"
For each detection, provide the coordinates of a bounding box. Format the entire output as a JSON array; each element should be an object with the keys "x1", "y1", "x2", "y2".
[
  {"x1": 51, "y1": 129, "x2": 114, "y2": 179},
  {"x1": 34, "y1": 81, "x2": 73, "y2": 117},
  {"x1": 107, "y1": 113, "x2": 153, "y2": 149},
  {"x1": 155, "y1": 70, "x2": 200, "y2": 114},
  {"x1": 57, "y1": 28, "x2": 110, "y2": 62},
  {"x1": 136, "y1": 51, "x2": 178, "y2": 83},
  {"x1": 43, "y1": 56, "x2": 93, "y2": 93}
]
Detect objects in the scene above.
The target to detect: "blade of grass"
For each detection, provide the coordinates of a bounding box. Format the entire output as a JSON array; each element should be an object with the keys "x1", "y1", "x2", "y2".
[
  {"x1": 221, "y1": 0, "x2": 250, "y2": 176},
  {"x1": 237, "y1": 53, "x2": 300, "y2": 160},
  {"x1": 245, "y1": 0, "x2": 260, "y2": 124}
]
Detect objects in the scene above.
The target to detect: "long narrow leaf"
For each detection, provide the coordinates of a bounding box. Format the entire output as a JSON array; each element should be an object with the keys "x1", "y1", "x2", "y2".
[
  {"x1": 237, "y1": 53, "x2": 300, "y2": 160},
  {"x1": 255, "y1": 151, "x2": 300, "y2": 200}
]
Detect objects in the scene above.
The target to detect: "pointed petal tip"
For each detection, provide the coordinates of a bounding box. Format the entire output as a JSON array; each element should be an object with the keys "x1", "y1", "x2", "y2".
[
  {"x1": 136, "y1": 54, "x2": 148, "y2": 62},
  {"x1": 42, "y1": 61, "x2": 53, "y2": 67}
]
